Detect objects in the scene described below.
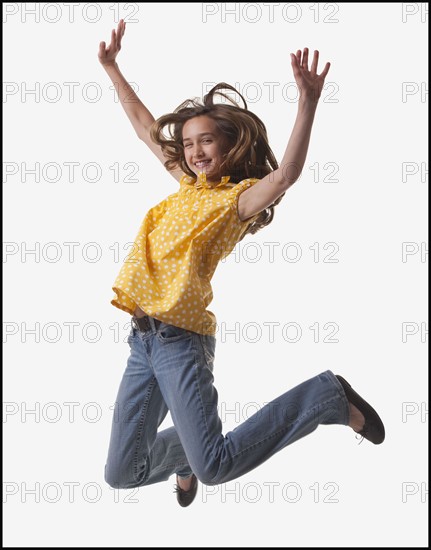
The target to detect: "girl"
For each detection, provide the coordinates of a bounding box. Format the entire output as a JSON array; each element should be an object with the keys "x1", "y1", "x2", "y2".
[{"x1": 99, "y1": 20, "x2": 385, "y2": 508}]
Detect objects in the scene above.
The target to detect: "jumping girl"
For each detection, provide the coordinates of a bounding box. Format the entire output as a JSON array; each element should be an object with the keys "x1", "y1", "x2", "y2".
[{"x1": 99, "y1": 20, "x2": 385, "y2": 508}]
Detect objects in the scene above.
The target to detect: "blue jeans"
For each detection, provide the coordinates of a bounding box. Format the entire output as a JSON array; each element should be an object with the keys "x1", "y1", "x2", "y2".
[{"x1": 104, "y1": 315, "x2": 350, "y2": 488}]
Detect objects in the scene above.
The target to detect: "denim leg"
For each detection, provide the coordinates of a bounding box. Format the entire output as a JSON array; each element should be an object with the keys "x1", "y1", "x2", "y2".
[
  {"x1": 151, "y1": 327, "x2": 350, "y2": 486},
  {"x1": 104, "y1": 327, "x2": 192, "y2": 489}
]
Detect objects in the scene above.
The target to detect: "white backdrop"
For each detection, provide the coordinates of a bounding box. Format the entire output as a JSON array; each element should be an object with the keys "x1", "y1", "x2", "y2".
[{"x1": 3, "y1": 2, "x2": 428, "y2": 547}]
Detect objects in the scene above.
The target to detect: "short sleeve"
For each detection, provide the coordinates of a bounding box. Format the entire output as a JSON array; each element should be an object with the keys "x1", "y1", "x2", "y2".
[{"x1": 227, "y1": 178, "x2": 261, "y2": 227}]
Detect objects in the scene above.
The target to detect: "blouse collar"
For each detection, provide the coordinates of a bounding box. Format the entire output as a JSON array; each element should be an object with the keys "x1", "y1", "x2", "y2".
[{"x1": 184, "y1": 171, "x2": 231, "y2": 190}]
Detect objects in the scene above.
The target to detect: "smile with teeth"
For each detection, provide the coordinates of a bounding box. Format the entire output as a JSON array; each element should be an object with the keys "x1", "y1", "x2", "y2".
[{"x1": 195, "y1": 160, "x2": 211, "y2": 169}]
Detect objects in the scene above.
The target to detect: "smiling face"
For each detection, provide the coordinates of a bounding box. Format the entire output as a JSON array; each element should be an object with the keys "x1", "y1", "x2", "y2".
[{"x1": 182, "y1": 115, "x2": 228, "y2": 182}]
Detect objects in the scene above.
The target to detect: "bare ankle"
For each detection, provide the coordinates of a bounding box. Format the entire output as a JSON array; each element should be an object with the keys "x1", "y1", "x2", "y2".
[
  {"x1": 348, "y1": 403, "x2": 365, "y2": 432},
  {"x1": 177, "y1": 474, "x2": 193, "y2": 491}
]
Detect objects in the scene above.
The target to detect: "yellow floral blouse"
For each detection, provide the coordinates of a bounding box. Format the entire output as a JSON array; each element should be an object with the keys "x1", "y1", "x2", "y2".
[{"x1": 111, "y1": 171, "x2": 261, "y2": 335}]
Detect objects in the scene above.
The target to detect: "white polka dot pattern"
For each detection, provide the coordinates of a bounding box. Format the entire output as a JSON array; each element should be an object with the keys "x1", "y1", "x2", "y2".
[{"x1": 111, "y1": 172, "x2": 261, "y2": 335}]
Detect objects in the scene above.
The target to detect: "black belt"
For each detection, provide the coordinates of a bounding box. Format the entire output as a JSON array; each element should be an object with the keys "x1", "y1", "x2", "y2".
[{"x1": 132, "y1": 315, "x2": 161, "y2": 332}]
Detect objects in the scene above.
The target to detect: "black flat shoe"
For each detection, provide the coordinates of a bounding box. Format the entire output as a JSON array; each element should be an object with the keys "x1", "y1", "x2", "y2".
[
  {"x1": 336, "y1": 374, "x2": 385, "y2": 445},
  {"x1": 174, "y1": 474, "x2": 198, "y2": 507}
]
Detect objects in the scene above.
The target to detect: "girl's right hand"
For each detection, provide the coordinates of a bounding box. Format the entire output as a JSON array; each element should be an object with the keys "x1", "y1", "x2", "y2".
[{"x1": 98, "y1": 19, "x2": 126, "y2": 66}]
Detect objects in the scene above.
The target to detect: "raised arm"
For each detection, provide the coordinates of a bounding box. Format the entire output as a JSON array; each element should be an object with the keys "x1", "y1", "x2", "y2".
[
  {"x1": 237, "y1": 48, "x2": 331, "y2": 221},
  {"x1": 98, "y1": 20, "x2": 183, "y2": 182}
]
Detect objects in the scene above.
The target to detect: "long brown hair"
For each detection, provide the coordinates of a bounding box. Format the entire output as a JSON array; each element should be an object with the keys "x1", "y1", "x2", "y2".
[{"x1": 150, "y1": 82, "x2": 285, "y2": 237}]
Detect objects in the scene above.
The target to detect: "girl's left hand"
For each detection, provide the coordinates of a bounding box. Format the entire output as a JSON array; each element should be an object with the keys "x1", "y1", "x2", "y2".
[{"x1": 290, "y1": 48, "x2": 331, "y2": 104}]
